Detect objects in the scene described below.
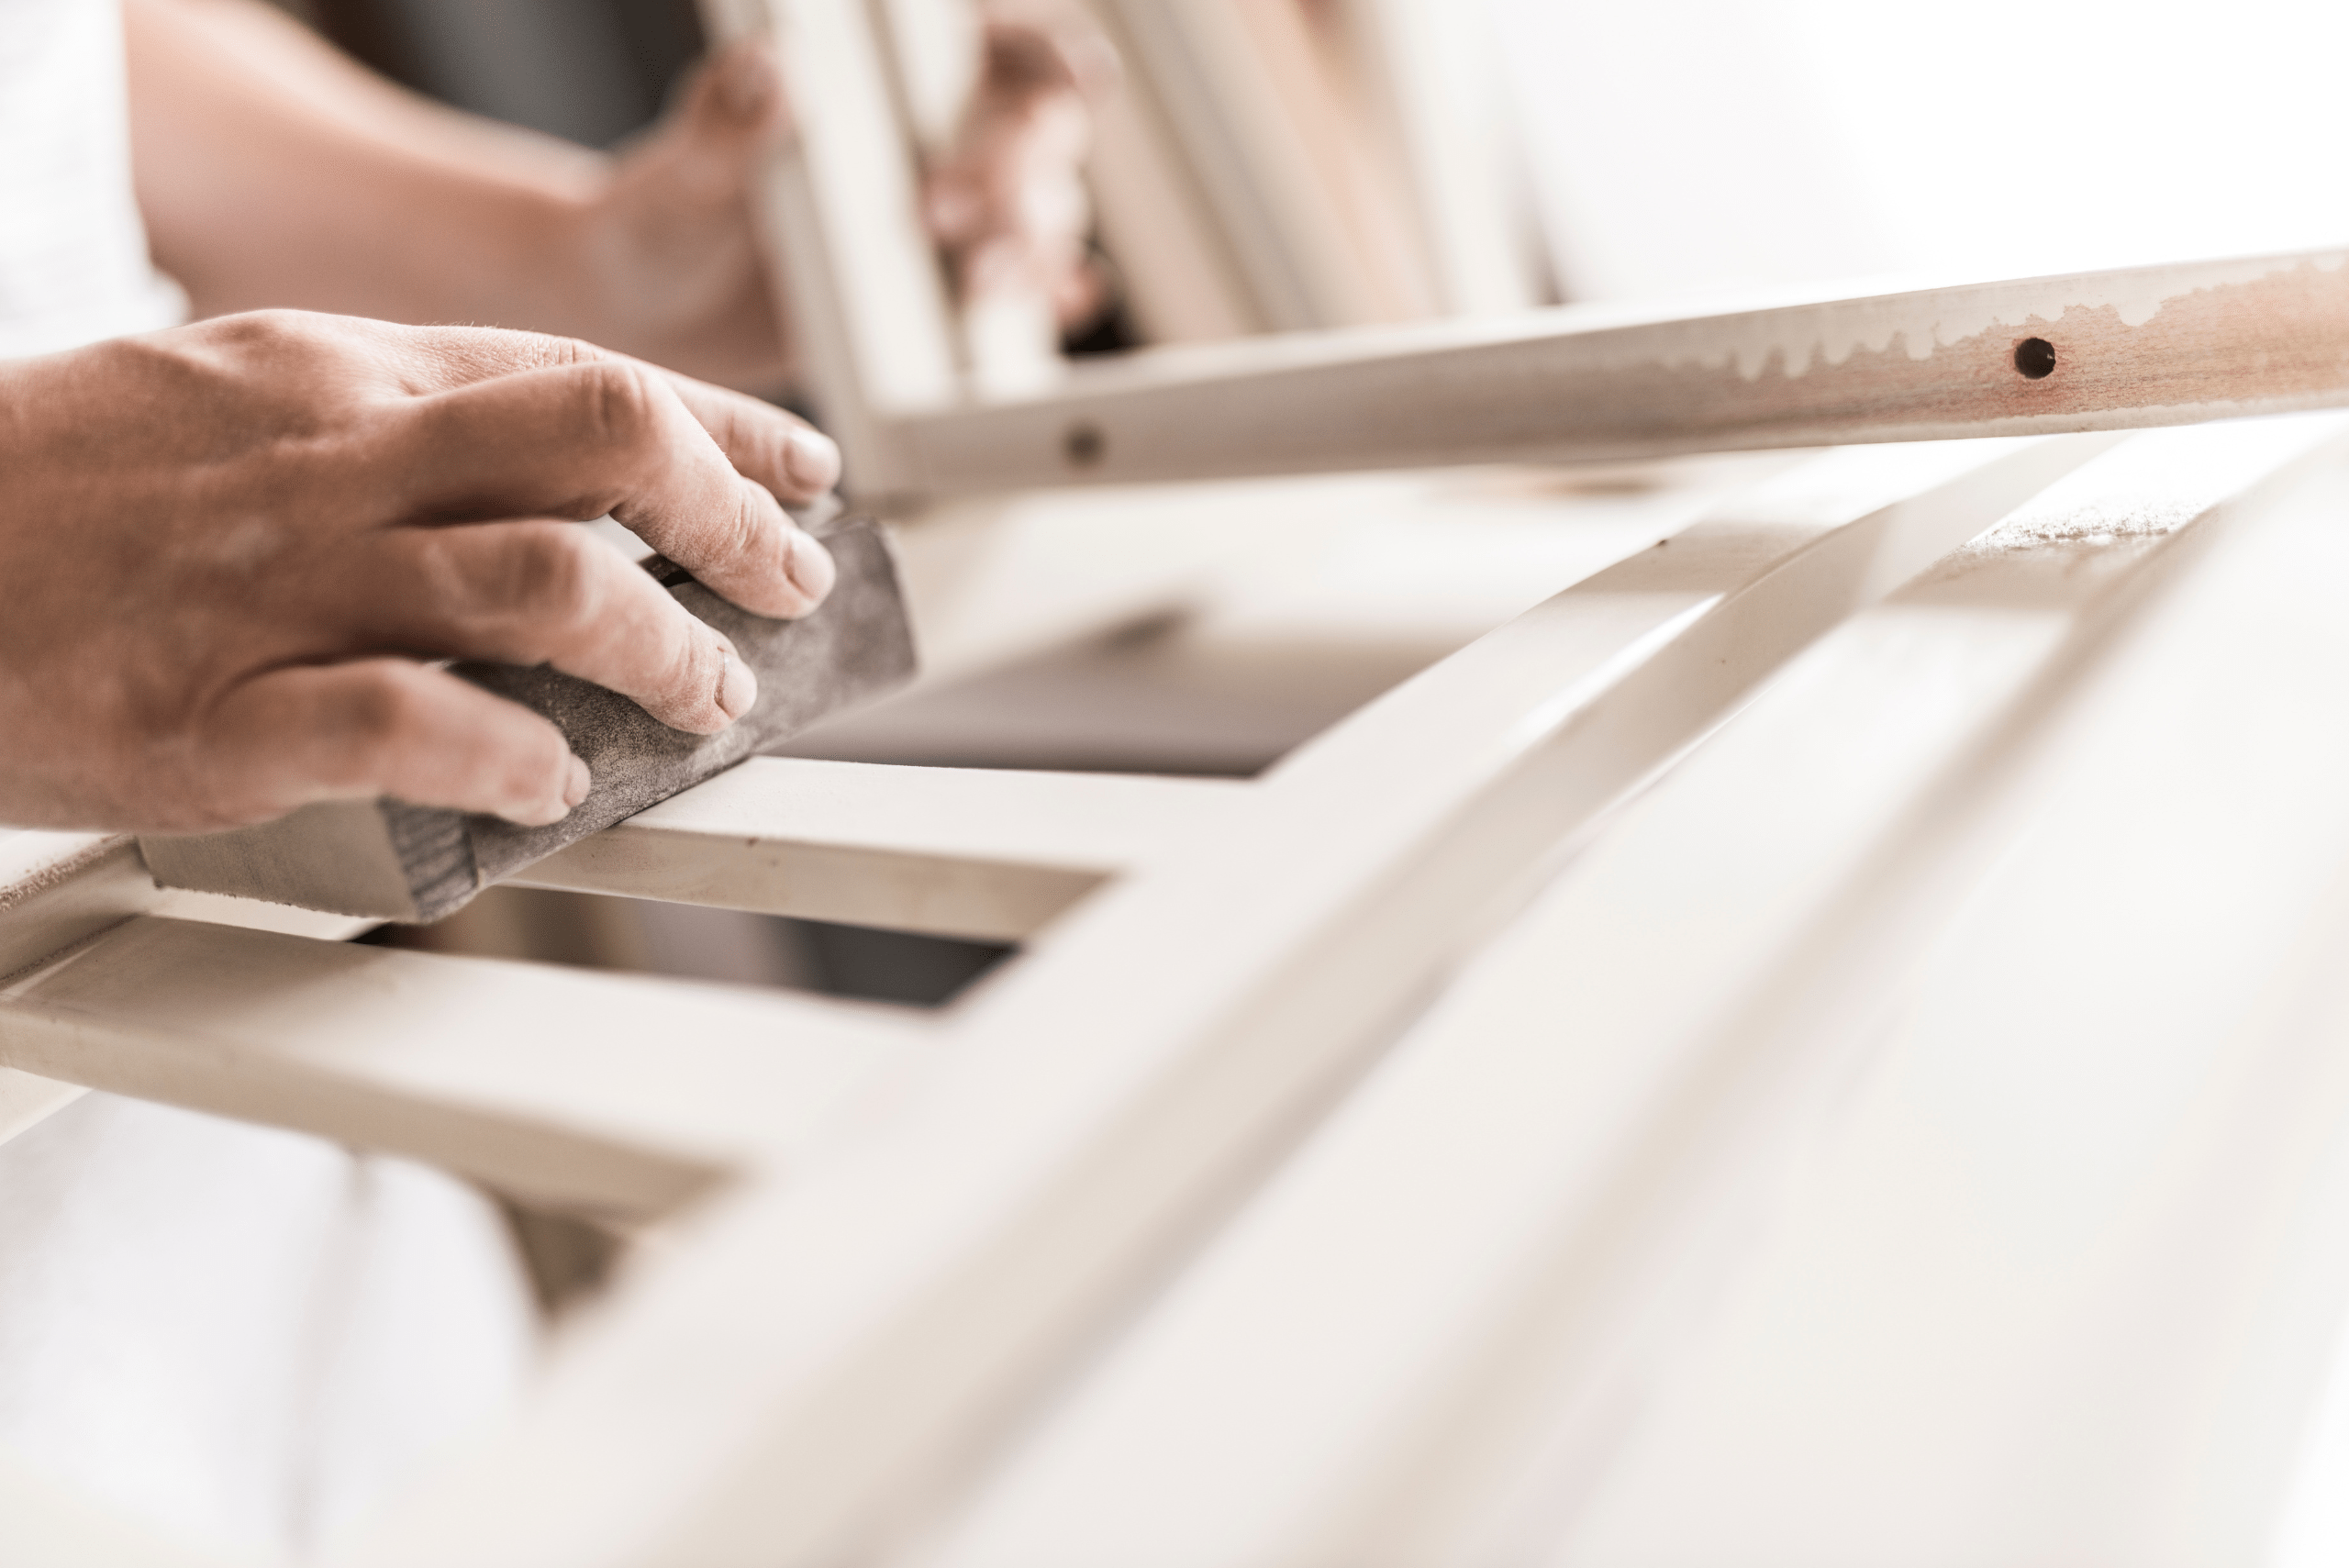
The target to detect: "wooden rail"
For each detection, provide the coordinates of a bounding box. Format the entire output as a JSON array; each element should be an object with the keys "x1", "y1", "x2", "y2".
[{"x1": 898, "y1": 250, "x2": 2349, "y2": 495}]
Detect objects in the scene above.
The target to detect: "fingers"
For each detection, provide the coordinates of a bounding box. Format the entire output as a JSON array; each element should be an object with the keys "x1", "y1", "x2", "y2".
[
  {"x1": 979, "y1": 16, "x2": 1119, "y2": 105},
  {"x1": 927, "y1": 18, "x2": 1105, "y2": 322},
  {"x1": 656, "y1": 372, "x2": 842, "y2": 500},
  {"x1": 390, "y1": 359, "x2": 835, "y2": 618},
  {"x1": 354, "y1": 319, "x2": 842, "y2": 502},
  {"x1": 204, "y1": 660, "x2": 589, "y2": 828},
  {"x1": 348, "y1": 522, "x2": 759, "y2": 735}
]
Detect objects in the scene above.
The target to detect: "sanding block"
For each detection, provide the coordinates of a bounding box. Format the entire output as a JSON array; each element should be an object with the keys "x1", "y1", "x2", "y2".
[{"x1": 139, "y1": 513, "x2": 917, "y2": 922}]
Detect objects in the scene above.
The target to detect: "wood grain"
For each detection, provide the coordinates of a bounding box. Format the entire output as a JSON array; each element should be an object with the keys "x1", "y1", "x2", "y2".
[{"x1": 899, "y1": 250, "x2": 2349, "y2": 494}]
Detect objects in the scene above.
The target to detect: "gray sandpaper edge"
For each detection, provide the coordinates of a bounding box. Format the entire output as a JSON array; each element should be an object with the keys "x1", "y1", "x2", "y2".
[{"x1": 138, "y1": 515, "x2": 917, "y2": 923}]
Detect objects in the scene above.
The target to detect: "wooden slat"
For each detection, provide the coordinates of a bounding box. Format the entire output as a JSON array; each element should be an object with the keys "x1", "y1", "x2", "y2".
[
  {"x1": 702, "y1": 0, "x2": 959, "y2": 497},
  {"x1": 1074, "y1": 0, "x2": 1264, "y2": 341},
  {"x1": 1344, "y1": 0, "x2": 1542, "y2": 318},
  {"x1": 1556, "y1": 434, "x2": 2349, "y2": 1566},
  {"x1": 1091, "y1": 0, "x2": 1347, "y2": 332},
  {"x1": 0, "y1": 919, "x2": 923, "y2": 1218},
  {"x1": 897, "y1": 250, "x2": 2349, "y2": 495},
  {"x1": 881, "y1": 470, "x2": 1555, "y2": 685},
  {"x1": 513, "y1": 760, "x2": 1246, "y2": 941},
  {"x1": 906, "y1": 414, "x2": 2349, "y2": 1568},
  {"x1": 343, "y1": 434, "x2": 2131, "y2": 1566},
  {"x1": 0, "y1": 832, "x2": 376, "y2": 1150},
  {"x1": 0, "y1": 834, "x2": 154, "y2": 979}
]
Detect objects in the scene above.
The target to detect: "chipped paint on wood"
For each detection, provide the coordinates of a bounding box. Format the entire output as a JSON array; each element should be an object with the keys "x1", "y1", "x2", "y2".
[{"x1": 898, "y1": 250, "x2": 2349, "y2": 494}]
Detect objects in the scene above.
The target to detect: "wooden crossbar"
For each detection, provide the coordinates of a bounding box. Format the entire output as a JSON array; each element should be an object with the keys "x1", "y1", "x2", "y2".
[
  {"x1": 895, "y1": 251, "x2": 2349, "y2": 495},
  {"x1": 513, "y1": 760, "x2": 1246, "y2": 940},
  {"x1": 0, "y1": 918, "x2": 921, "y2": 1218}
]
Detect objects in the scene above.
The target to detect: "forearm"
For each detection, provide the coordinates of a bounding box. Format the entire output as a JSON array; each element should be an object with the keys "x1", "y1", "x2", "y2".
[{"x1": 123, "y1": 0, "x2": 613, "y2": 333}]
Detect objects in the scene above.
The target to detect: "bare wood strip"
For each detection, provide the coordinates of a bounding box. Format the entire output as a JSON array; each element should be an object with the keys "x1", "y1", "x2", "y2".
[
  {"x1": 513, "y1": 760, "x2": 1248, "y2": 940},
  {"x1": 0, "y1": 918, "x2": 923, "y2": 1218},
  {"x1": 900, "y1": 250, "x2": 2349, "y2": 495}
]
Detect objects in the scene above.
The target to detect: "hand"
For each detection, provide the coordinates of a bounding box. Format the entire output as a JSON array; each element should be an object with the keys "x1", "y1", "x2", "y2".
[
  {"x1": 572, "y1": 42, "x2": 797, "y2": 390},
  {"x1": 0, "y1": 310, "x2": 841, "y2": 833},
  {"x1": 926, "y1": 11, "x2": 1119, "y2": 331},
  {"x1": 578, "y1": 13, "x2": 1116, "y2": 389}
]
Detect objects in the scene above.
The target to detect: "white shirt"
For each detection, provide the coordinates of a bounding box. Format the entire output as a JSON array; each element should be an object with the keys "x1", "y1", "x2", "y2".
[
  {"x1": 0, "y1": 0, "x2": 182, "y2": 356},
  {"x1": 0, "y1": 5, "x2": 538, "y2": 1560}
]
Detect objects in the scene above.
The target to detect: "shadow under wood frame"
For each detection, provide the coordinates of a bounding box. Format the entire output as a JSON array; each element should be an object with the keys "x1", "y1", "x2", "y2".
[{"x1": 365, "y1": 886, "x2": 1015, "y2": 1009}]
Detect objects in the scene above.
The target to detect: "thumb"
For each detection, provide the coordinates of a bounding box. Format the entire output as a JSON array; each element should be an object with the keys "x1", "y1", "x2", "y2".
[
  {"x1": 639, "y1": 38, "x2": 792, "y2": 197},
  {"x1": 694, "y1": 36, "x2": 790, "y2": 139}
]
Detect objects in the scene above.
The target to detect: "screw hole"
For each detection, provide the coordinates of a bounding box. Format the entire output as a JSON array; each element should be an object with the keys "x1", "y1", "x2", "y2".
[
  {"x1": 1063, "y1": 421, "x2": 1106, "y2": 468},
  {"x1": 2014, "y1": 338, "x2": 2057, "y2": 379}
]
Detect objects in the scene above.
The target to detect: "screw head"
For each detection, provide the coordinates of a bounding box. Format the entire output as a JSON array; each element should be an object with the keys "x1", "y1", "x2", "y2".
[{"x1": 1063, "y1": 421, "x2": 1107, "y2": 468}]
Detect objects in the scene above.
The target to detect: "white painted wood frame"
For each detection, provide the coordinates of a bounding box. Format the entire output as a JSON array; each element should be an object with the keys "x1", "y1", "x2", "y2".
[
  {"x1": 911, "y1": 412, "x2": 2349, "y2": 1568},
  {"x1": 29, "y1": 421, "x2": 2341, "y2": 1562},
  {"x1": 6, "y1": 417, "x2": 2348, "y2": 1560},
  {"x1": 5, "y1": 6, "x2": 2349, "y2": 1562}
]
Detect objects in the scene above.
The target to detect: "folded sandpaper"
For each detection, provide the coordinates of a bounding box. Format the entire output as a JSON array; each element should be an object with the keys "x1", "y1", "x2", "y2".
[{"x1": 139, "y1": 514, "x2": 916, "y2": 922}]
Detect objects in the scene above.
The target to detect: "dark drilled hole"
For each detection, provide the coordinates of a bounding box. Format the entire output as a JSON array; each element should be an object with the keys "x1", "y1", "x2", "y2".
[
  {"x1": 2014, "y1": 337, "x2": 2057, "y2": 379},
  {"x1": 1063, "y1": 420, "x2": 1107, "y2": 468}
]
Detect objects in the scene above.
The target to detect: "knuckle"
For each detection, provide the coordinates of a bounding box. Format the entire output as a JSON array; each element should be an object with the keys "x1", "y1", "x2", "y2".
[
  {"x1": 208, "y1": 308, "x2": 339, "y2": 365},
  {"x1": 717, "y1": 482, "x2": 778, "y2": 573},
  {"x1": 651, "y1": 625, "x2": 726, "y2": 728},
  {"x1": 540, "y1": 334, "x2": 598, "y2": 369},
  {"x1": 674, "y1": 617, "x2": 723, "y2": 688},
  {"x1": 581, "y1": 360, "x2": 663, "y2": 448},
  {"x1": 408, "y1": 325, "x2": 596, "y2": 386},
  {"x1": 496, "y1": 717, "x2": 569, "y2": 784},
  {"x1": 497, "y1": 526, "x2": 603, "y2": 629},
  {"x1": 328, "y1": 665, "x2": 432, "y2": 770}
]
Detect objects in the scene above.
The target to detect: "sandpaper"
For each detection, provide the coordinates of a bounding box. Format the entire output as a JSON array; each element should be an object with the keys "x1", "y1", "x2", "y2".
[{"x1": 139, "y1": 514, "x2": 917, "y2": 922}]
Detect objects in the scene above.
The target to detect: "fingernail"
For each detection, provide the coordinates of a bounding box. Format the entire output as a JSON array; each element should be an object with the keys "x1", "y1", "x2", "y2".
[
  {"x1": 724, "y1": 42, "x2": 776, "y2": 118},
  {"x1": 783, "y1": 527, "x2": 835, "y2": 608},
  {"x1": 785, "y1": 427, "x2": 841, "y2": 491},
  {"x1": 718, "y1": 645, "x2": 758, "y2": 720},
  {"x1": 563, "y1": 754, "x2": 592, "y2": 807}
]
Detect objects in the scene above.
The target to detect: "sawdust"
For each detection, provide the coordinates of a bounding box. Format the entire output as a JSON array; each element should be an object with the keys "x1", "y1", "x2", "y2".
[{"x1": 1977, "y1": 498, "x2": 2205, "y2": 549}]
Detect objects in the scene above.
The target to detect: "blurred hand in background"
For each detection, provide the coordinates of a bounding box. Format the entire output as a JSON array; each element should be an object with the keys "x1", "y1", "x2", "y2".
[
  {"x1": 128, "y1": 0, "x2": 1113, "y2": 394},
  {"x1": 925, "y1": 8, "x2": 1120, "y2": 333}
]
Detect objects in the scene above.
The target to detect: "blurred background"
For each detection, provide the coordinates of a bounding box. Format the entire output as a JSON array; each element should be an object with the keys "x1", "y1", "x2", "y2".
[
  {"x1": 272, "y1": 0, "x2": 2349, "y2": 328},
  {"x1": 296, "y1": 0, "x2": 2349, "y2": 997}
]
